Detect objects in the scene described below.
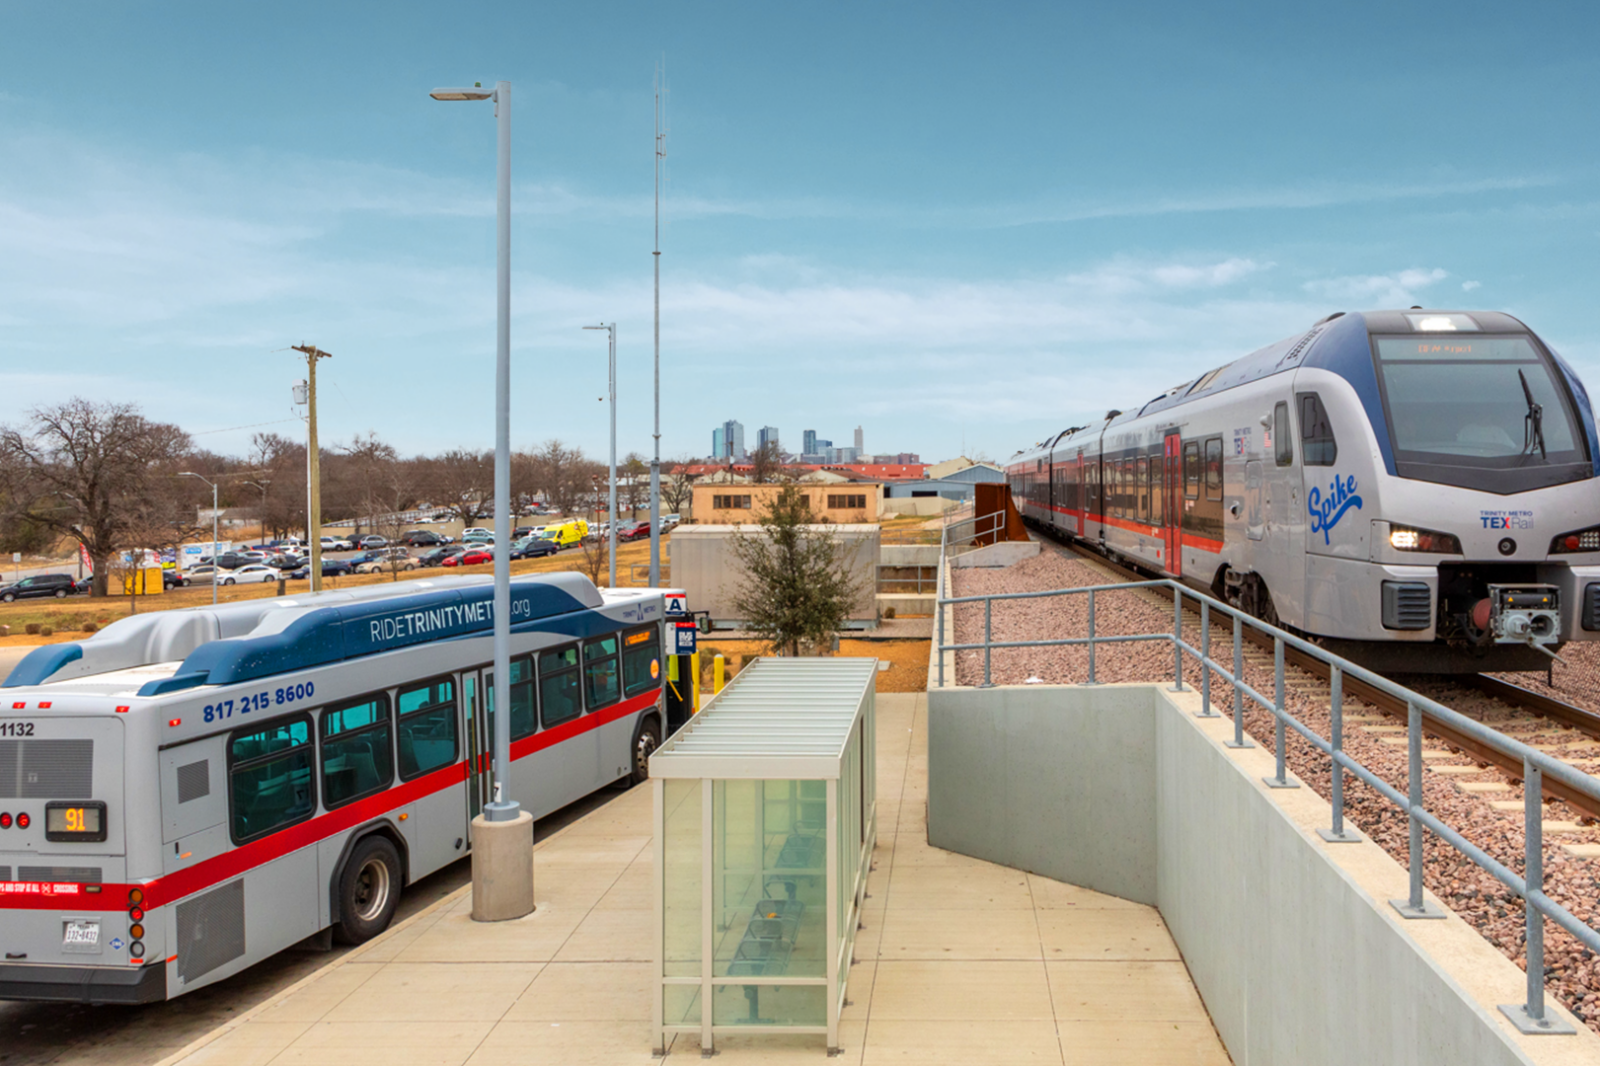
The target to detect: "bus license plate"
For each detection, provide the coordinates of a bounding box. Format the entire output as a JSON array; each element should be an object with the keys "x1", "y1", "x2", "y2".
[{"x1": 63, "y1": 920, "x2": 99, "y2": 947}]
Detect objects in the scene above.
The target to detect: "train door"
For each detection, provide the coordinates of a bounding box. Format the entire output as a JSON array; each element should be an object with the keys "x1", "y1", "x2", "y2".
[
  {"x1": 1162, "y1": 432, "x2": 1182, "y2": 576},
  {"x1": 1076, "y1": 452, "x2": 1086, "y2": 536},
  {"x1": 463, "y1": 670, "x2": 491, "y2": 828}
]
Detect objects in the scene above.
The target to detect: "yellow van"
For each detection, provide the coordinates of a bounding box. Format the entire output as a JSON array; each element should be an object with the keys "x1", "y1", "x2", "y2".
[{"x1": 541, "y1": 518, "x2": 588, "y2": 548}]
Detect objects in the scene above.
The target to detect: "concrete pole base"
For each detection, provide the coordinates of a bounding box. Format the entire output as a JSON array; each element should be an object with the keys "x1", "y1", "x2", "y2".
[{"x1": 470, "y1": 811, "x2": 535, "y2": 922}]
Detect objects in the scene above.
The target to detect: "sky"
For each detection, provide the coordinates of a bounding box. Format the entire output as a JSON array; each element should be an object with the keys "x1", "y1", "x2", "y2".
[{"x1": 3, "y1": 1, "x2": 1599, "y2": 468}]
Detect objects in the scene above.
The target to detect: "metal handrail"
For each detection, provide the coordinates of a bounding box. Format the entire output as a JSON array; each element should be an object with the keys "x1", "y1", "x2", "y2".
[{"x1": 935, "y1": 574, "x2": 1596, "y2": 1034}]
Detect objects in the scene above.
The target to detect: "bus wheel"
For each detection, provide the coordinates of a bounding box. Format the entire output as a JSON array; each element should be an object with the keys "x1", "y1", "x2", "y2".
[
  {"x1": 334, "y1": 835, "x2": 402, "y2": 945},
  {"x1": 631, "y1": 717, "x2": 661, "y2": 786}
]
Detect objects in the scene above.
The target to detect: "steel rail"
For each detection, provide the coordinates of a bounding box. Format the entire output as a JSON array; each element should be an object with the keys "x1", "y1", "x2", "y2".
[{"x1": 1058, "y1": 541, "x2": 1600, "y2": 821}]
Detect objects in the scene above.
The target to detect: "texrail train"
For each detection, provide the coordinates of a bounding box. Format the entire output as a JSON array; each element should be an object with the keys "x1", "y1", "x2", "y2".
[
  {"x1": 1006, "y1": 309, "x2": 1600, "y2": 673},
  {"x1": 0, "y1": 572, "x2": 678, "y2": 1003}
]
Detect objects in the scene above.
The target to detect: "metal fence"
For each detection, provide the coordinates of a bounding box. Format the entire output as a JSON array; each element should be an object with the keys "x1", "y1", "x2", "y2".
[{"x1": 934, "y1": 571, "x2": 1597, "y2": 1035}]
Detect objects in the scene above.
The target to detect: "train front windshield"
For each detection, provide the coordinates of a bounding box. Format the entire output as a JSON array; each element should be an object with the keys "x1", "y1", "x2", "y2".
[{"x1": 1372, "y1": 334, "x2": 1590, "y2": 487}]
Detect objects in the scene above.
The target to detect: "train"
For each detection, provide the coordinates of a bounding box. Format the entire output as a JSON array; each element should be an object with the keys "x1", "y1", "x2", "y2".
[{"x1": 1006, "y1": 308, "x2": 1600, "y2": 673}]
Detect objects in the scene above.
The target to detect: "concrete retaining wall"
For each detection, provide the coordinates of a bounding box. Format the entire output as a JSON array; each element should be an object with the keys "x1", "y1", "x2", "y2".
[{"x1": 927, "y1": 682, "x2": 1594, "y2": 1066}]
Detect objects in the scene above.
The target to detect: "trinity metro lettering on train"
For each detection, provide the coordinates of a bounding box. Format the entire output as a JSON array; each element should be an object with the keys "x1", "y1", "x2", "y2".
[
  {"x1": 0, "y1": 572, "x2": 684, "y2": 1004},
  {"x1": 1007, "y1": 308, "x2": 1600, "y2": 674}
]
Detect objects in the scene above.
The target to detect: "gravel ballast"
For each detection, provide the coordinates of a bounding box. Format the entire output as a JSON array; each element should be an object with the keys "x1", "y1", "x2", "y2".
[{"x1": 949, "y1": 547, "x2": 1600, "y2": 1032}]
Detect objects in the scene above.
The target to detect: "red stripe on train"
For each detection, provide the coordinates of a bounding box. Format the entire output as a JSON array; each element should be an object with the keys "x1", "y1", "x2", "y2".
[{"x1": 0, "y1": 687, "x2": 661, "y2": 912}]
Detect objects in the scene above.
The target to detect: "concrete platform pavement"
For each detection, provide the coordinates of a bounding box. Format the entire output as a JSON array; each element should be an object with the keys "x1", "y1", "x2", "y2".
[{"x1": 153, "y1": 693, "x2": 1227, "y2": 1066}]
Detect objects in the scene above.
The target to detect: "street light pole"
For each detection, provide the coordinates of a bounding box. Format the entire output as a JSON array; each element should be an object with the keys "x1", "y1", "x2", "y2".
[
  {"x1": 584, "y1": 323, "x2": 617, "y2": 587},
  {"x1": 180, "y1": 473, "x2": 220, "y2": 605},
  {"x1": 431, "y1": 80, "x2": 519, "y2": 834},
  {"x1": 650, "y1": 62, "x2": 666, "y2": 588},
  {"x1": 290, "y1": 346, "x2": 331, "y2": 592}
]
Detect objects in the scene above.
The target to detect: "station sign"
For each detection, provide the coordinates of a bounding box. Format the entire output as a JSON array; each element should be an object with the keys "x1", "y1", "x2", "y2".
[
  {"x1": 673, "y1": 621, "x2": 698, "y2": 655},
  {"x1": 663, "y1": 590, "x2": 688, "y2": 616}
]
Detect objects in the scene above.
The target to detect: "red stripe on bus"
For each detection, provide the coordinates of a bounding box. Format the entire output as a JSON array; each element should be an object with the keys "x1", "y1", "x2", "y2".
[{"x1": 0, "y1": 687, "x2": 662, "y2": 913}]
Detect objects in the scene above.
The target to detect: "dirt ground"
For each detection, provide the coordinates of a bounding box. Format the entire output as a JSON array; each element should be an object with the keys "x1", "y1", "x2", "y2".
[{"x1": 690, "y1": 637, "x2": 929, "y2": 694}]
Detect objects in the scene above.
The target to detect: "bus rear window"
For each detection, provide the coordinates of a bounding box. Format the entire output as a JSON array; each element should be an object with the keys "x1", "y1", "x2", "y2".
[{"x1": 229, "y1": 717, "x2": 314, "y2": 843}]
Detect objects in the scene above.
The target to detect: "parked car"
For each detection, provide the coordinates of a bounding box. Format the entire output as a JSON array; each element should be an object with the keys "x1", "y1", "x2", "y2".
[
  {"x1": 401, "y1": 530, "x2": 447, "y2": 546},
  {"x1": 357, "y1": 535, "x2": 388, "y2": 549},
  {"x1": 512, "y1": 526, "x2": 537, "y2": 539},
  {"x1": 320, "y1": 558, "x2": 354, "y2": 577},
  {"x1": 268, "y1": 553, "x2": 306, "y2": 570},
  {"x1": 182, "y1": 565, "x2": 219, "y2": 585},
  {"x1": 419, "y1": 545, "x2": 467, "y2": 567},
  {"x1": 463, "y1": 527, "x2": 491, "y2": 538},
  {"x1": 0, "y1": 573, "x2": 78, "y2": 602},
  {"x1": 321, "y1": 535, "x2": 355, "y2": 552},
  {"x1": 660, "y1": 514, "x2": 681, "y2": 531},
  {"x1": 73, "y1": 578, "x2": 91, "y2": 595},
  {"x1": 540, "y1": 518, "x2": 588, "y2": 549},
  {"x1": 219, "y1": 564, "x2": 278, "y2": 586},
  {"x1": 163, "y1": 568, "x2": 191, "y2": 589},
  {"x1": 355, "y1": 549, "x2": 418, "y2": 574},
  {"x1": 509, "y1": 536, "x2": 559, "y2": 560},
  {"x1": 442, "y1": 547, "x2": 495, "y2": 567},
  {"x1": 616, "y1": 520, "x2": 651, "y2": 542}
]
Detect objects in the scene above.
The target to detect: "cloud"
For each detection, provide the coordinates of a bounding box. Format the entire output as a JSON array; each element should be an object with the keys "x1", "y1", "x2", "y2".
[
  {"x1": 1462, "y1": 280, "x2": 1482, "y2": 291},
  {"x1": 1301, "y1": 268, "x2": 1449, "y2": 307}
]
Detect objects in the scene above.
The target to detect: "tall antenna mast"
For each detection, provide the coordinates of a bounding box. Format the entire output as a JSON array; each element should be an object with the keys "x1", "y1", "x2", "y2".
[{"x1": 649, "y1": 56, "x2": 667, "y2": 587}]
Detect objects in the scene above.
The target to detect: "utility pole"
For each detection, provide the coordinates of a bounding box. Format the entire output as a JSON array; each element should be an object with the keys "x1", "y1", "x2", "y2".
[
  {"x1": 292, "y1": 345, "x2": 332, "y2": 591},
  {"x1": 650, "y1": 59, "x2": 666, "y2": 588}
]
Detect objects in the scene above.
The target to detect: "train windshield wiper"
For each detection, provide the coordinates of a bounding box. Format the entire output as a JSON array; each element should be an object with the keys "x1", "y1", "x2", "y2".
[{"x1": 1519, "y1": 368, "x2": 1547, "y2": 462}]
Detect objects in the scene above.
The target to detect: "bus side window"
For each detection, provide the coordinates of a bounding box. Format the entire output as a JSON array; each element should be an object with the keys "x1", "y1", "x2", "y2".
[
  {"x1": 1298, "y1": 392, "x2": 1337, "y2": 465},
  {"x1": 622, "y1": 625, "x2": 662, "y2": 697},
  {"x1": 510, "y1": 656, "x2": 537, "y2": 740},
  {"x1": 229, "y1": 715, "x2": 315, "y2": 844},
  {"x1": 539, "y1": 644, "x2": 582, "y2": 729},
  {"x1": 395, "y1": 677, "x2": 457, "y2": 780},
  {"x1": 321, "y1": 693, "x2": 393, "y2": 809},
  {"x1": 584, "y1": 634, "x2": 621, "y2": 711}
]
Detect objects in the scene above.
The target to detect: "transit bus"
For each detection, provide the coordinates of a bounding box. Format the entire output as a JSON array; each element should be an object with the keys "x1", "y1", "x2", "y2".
[{"x1": 0, "y1": 572, "x2": 672, "y2": 1003}]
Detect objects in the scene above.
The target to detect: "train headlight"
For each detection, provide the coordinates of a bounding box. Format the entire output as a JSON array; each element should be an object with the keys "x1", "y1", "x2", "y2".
[
  {"x1": 1550, "y1": 526, "x2": 1600, "y2": 554},
  {"x1": 1389, "y1": 525, "x2": 1462, "y2": 554}
]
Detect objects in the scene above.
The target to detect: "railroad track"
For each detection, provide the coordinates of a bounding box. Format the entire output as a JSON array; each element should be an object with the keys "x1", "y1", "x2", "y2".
[{"x1": 1050, "y1": 538, "x2": 1600, "y2": 821}]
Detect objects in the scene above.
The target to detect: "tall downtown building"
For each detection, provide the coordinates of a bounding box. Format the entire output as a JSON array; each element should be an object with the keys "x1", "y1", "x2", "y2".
[{"x1": 712, "y1": 419, "x2": 746, "y2": 460}]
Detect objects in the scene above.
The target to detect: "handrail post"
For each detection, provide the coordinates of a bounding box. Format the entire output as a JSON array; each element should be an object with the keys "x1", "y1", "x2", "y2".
[
  {"x1": 1390, "y1": 701, "x2": 1443, "y2": 919},
  {"x1": 1318, "y1": 666, "x2": 1358, "y2": 842},
  {"x1": 1197, "y1": 600, "x2": 1218, "y2": 717},
  {"x1": 1500, "y1": 760, "x2": 1573, "y2": 1032},
  {"x1": 1084, "y1": 588, "x2": 1098, "y2": 686},
  {"x1": 1170, "y1": 589, "x2": 1185, "y2": 692},
  {"x1": 1225, "y1": 613, "x2": 1249, "y2": 748},
  {"x1": 1263, "y1": 637, "x2": 1296, "y2": 788},
  {"x1": 980, "y1": 597, "x2": 994, "y2": 689}
]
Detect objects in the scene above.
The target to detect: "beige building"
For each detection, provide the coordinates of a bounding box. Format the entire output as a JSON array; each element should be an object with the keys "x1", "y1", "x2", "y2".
[{"x1": 690, "y1": 481, "x2": 881, "y2": 524}]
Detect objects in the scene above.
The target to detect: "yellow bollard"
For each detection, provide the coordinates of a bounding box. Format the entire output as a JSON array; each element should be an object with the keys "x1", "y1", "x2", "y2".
[
  {"x1": 713, "y1": 653, "x2": 726, "y2": 694},
  {"x1": 690, "y1": 652, "x2": 701, "y2": 713}
]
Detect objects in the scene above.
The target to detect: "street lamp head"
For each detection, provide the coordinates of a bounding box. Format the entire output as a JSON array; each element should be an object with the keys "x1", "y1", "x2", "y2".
[
  {"x1": 583, "y1": 325, "x2": 606, "y2": 331},
  {"x1": 431, "y1": 86, "x2": 493, "y2": 101}
]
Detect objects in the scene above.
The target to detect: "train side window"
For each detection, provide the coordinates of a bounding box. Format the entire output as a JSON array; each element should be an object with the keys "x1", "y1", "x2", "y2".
[
  {"x1": 228, "y1": 715, "x2": 315, "y2": 844},
  {"x1": 1298, "y1": 392, "x2": 1337, "y2": 466},
  {"x1": 1150, "y1": 454, "x2": 1163, "y2": 526},
  {"x1": 320, "y1": 694, "x2": 393, "y2": 809},
  {"x1": 1184, "y1": 441, "x2": 1201, "y2": 499},
  {"x1": 584, "y1": 634, "x2": 622, "y2": 711},
  {"x1": 395, "y1": 676, "x2": 458, "y2": 780},
  {"x1": 1204, "y1": 438, "x2": 1224, "y2": 501},
  {"x1": 1138, "y1": 457, "x2": 1150, "y2": 520},
  {"x1": 539, "y1": 644, "x2": 583, "y2": 729},
  {"x1": 622, "y1": 626, "x2": 662, "y2": 697},
  {"x1": 1274, "y1": 401, "x2": 1293, "y2": 466}
]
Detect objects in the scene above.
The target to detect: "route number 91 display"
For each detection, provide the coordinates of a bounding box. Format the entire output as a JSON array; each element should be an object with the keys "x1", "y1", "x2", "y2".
[{"x1": 45, "y1": 801, "x2": 107, "y2": 842}]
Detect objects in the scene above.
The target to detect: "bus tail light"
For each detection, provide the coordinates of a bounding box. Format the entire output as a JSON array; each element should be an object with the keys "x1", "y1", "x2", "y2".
[
  {"x1": 129, "y1": 941, "x2": 144, "y2": 959},
  {"x1": 15, "y1": 813, "x2": 28, "y2": 830},
  {"x1": 129, "y1": 923, "x2": 145, "y2": 939},
  {"x1": 0, "y1": 813, "x2": 10, "y2": 829},
  {"x1": 128, "y1": 888, "x2": 143, "y2": 906}
]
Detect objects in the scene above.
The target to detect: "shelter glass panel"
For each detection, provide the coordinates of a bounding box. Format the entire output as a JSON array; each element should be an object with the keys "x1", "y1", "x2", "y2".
[
  {"x1": 662, "y1": 778, "x2": 701, "y2": 1003},
  {"x1": 712, "y1": 779, "x2": 827, "y2": 983}
]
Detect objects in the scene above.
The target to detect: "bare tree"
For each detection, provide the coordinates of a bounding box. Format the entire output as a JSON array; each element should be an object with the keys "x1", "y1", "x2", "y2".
[
  {"x1": 529, "y1": 439, "x2": 600, "y2": 516},
  {"x1": 577, "y1": 528, "x2": 610, "y2": 587},
  {"x1": 248, "y1": 432, "x2": 308, "y2": 539},
  {"x1": 748, "y1": 441, "x2": 785, "y2": 484},
  {"x1": 423, "y1": 448, "x2": 493, "y2": 527},
  {"x1": 660, "y1": 458, "x2": 698, "y2": 517},
  {"x1": 0, "y1": 399, "x2": 191, "y2": 596},
  {"x1": 620, "y1": 452, "x2": 649, "y2": 517}
]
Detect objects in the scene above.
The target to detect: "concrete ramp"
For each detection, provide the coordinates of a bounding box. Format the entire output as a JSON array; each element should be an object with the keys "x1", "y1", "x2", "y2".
[{"x1": 928, "y1": 682, "x2": 1597, "y2": 1066}]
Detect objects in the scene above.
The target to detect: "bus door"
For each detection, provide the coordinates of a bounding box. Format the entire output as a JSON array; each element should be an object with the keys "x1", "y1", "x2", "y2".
[
  {"x1": 463, "y1": 670, "x2": 492, "y2": 826},
  {"x1": 1163, "y1": 431, "x2": 1183, "y2": 577}
]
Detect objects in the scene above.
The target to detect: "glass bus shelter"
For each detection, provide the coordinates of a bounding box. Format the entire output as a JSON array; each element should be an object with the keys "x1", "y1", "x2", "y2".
[{"x1": 651, "y1": 657, "x2": 878, "y2": 1056}]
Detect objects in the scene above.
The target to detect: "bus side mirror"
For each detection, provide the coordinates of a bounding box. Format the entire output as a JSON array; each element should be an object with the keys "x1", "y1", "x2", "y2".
[{"x1": 697, "y1": 615, "x2": 712, "y2": 635}]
